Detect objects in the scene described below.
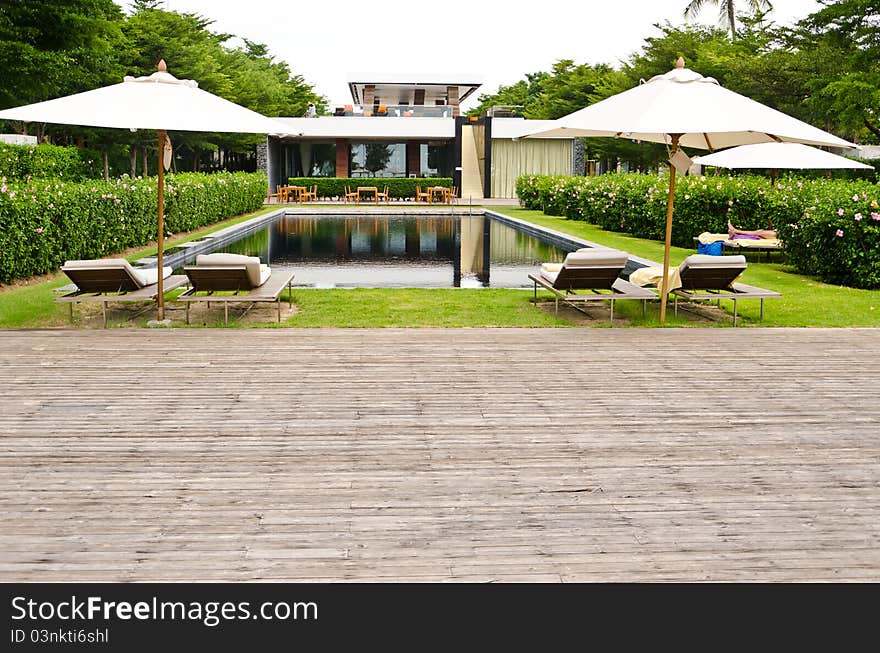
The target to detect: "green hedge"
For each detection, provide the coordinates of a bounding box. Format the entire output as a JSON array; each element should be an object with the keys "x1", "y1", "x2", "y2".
[
  {"x1": 0, "y1": 142, "x2": 100, "y2": 181},
  {"x1": 516, "y1": 173, "x2": 880, "y2": 289},
  {"x1": 286, "y1": 177, "x2": 452, "y2": 199},
  {"x1": 0, "y1": 171, "x2": 267, "y2": 283}
]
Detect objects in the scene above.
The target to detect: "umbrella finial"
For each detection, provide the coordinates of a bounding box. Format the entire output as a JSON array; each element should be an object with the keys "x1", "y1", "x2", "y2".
[
  {"x1": 676, "y1": 57, "x2": 685, "y2": 69},
  {"x1": 157, "y1": 59, "x2": 167, "y2": 73}
]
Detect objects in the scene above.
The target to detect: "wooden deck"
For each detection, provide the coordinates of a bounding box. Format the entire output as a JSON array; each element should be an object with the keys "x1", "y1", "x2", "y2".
[{"x1": 1, "y1": 328, "x2": 878, "y2": 582}]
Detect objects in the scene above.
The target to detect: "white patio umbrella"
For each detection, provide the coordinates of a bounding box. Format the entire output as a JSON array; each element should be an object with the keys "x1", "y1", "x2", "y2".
[
  {"x1": 524, "y1": 58, "x2": 856, "y2": 322},
  {"x1": 693, "y1": 142, "x2": 873, "y2": 171},
  {"x1": 0, "y1": 60, "x2": 286, "y2": 320}
]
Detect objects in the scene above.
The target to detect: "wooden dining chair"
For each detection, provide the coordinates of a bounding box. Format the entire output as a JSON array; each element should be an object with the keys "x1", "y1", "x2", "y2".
[
  {"x1": 377, "y1": 186, "x2": 390, "y2": 203},
  {"x1": 414, "y1": 186, "x2": 430, "y2": 203},
  {"x1": 344, "y1": 185, "x2": 358, "y2": 202}
]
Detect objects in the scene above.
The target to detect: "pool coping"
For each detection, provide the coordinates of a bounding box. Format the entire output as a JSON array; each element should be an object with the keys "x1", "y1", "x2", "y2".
[{"x1": 139, "y1": 207, "x2": 658, "y2": 277}]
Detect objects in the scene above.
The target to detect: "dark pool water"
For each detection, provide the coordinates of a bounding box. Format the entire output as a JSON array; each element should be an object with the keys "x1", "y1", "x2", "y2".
[{"x1": 197, "y1": 214, "x2": 567, "y2": 288}]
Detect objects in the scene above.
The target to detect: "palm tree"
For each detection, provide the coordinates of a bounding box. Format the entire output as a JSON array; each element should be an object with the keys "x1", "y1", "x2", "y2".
[{"x1": 683, "y1": 0, "x2": 773, "y2": 40}]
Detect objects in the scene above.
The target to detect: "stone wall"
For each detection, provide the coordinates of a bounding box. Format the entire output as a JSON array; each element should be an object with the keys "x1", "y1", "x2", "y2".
[{"x1": 572, "y1": 138, "x2": 586, "y2": 176}]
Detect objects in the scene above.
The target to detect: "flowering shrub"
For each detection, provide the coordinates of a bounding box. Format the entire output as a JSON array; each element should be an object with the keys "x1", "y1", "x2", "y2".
[
  {"x1": 0, "y1": 172, "x2": 267, "y2": 283},
  {"x1": 775, "y1": 183, "x2": 880, "y2": 288},
  {"x1": 0, "y1": 143, "x2": 99, "y2": 181},
  {"x1": 517, "y1": 173, "x2": 880, "y2": 289}
]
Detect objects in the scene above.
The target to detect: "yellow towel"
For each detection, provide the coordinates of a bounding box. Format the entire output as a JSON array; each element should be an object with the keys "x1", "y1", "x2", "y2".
[
  {"x1": 726, "y1": 237, "x2": 782, "y2": 249},
  {"x1": 541, "y1": 263, "x2": 563, "y2": 273},
  {"x1": 629, "y1": 265, "x2": 683, "y2": 291},
  {"x1": 697, "y1": 232, "x2": 729, "y2": 245}
]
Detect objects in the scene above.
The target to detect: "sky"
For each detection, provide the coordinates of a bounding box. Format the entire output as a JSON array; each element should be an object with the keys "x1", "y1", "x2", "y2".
[{"x1": 117, "y1": 0, "x2": 822, "y2": 112}]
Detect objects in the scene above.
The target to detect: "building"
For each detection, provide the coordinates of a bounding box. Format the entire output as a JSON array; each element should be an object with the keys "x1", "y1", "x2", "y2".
[{"x1": 261, "y1": 75, "x2": 581, "y2": 199}]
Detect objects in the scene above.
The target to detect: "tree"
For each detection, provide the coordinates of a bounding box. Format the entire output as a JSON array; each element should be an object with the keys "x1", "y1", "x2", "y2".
[
  {"x1": 467, "y1": 73, "x2": 547, "y2": 118},
  {"x1": 0, "y1": 0, "x2": 128, "y2": 109},
  {"x1": 781, "y1": 0, "x2": 880, "y2": 142},
  {"x1": 683, "y1": 0, "x2": 774, "y2": 39}
]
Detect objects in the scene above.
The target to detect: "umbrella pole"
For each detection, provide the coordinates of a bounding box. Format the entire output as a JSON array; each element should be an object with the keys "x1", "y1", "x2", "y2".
[
  {"x1": 659, "y1": 135, "x2": 680, "y2": 324},
  {"x1": 156, "y1": 129, "x2": 166, "y2": 321}
]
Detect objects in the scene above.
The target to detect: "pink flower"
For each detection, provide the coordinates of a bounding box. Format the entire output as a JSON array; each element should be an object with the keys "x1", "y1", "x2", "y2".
[
  {"x1": 34, "y1": 227, "x2": 43, "y2": 235},
  {"x1": 872, "y1": 213, "x2": 880, "y2": 221},
  {"x1": 855, "y1": 213, "x2": 863, "y2": 221},
  {"x1": 853, "y1": 194, "x2": 859, "y2": 201},
  {"x1": 0, "y1": 184, "x2": 6, "y2": 193},
  {"x1": 836, "y1": 229, "x2": 844, "y2": 237},
  {"x1": 837, "y1": 208, "x2": 845, "y2": 216}
]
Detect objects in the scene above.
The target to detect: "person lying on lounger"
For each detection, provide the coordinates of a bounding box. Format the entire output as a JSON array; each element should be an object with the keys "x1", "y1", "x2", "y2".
[{"x1": 728, "y1": 220, "x2": 776, "y2": 240}]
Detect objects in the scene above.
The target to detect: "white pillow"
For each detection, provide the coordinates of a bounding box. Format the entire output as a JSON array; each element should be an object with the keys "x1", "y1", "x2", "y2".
[
  {"x1": 195, "y1": 252, "x2": 266, "y2": 287},
  {"x1": 132, "y1": 266, "x2": 172, "y2": 286}
]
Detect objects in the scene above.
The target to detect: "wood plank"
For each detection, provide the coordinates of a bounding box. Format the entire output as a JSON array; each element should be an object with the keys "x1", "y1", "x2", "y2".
[{"x1": 0, "y1": 328, "x2": 879, "y2": 581}]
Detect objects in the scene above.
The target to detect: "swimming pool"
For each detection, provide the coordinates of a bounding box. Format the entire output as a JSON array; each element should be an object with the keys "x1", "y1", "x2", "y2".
[{"x1": 189, "y1": 214, "x2": 568, "y2": 288}]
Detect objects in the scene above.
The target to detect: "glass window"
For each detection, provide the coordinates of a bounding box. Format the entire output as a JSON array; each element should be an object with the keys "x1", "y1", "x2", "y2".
[
  {"x1": 287, "y1": 142, "x2": 336, "y2": 177},
  {"x1": 308, "y1": 143, "x2": 336, "y2": 176},
  {"x1": 421, "y1": 143, "x2": 453, "y2": 178},
  {"x1": 350, "y1": 142, "x2": 406, "y2": 178}
]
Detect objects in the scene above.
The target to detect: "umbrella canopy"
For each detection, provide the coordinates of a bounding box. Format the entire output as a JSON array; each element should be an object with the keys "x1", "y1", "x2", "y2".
[
  {"x1": 0, "y1": 61, "x2": 286, "y2": 321},
  {"x1": 524, "y1": 62, "x2": 854, "y2": 151},
  {"x1": 692, "y1": 142, "x2": 873, "y2": 170},
  {"x1": 523, "y1": 59, "x2": 856, "y2": 323},
  {"x1": 0, "y1": 64, "x2": 286, "y2": 133}
]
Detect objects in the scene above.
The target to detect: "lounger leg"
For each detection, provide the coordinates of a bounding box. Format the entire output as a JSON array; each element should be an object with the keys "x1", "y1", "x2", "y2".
[
  {"x1": 224, "y1": 303, "x2": 228, "y2": 327},
  {"x1": 533, "y1": 280, "x2": 537, "y2": 302},
  {"x1": 733, "y1": 299, "x2": 738, "y2": 327},
  {"x1": 642, "y1": 299, "x2": 647, "y2": 318},
  {"x1": 674, "y1": 296, "x2": 678, "y2": 318},
  {"x1": 760, "y1": 298, "x2": 765, "y2": 320},
  {"x1": 610, "y1": 299, "x2": 614, "y2": 325},
  {"x1": 102, "y1": 302, "x2": 107, "y2": 329},
  {"x1": 186, "y1": 302, "x2": 190, "y2": 325},
  {"x1": 277, "y1": 299, "x2": 281, "y2": 323},
  {"x1": 555, "y1": 297, "x2": 559, "y2": 315},
  {"x1": 68, "y1": 303, "x2": 74, "y2": 322},
  {"x1": 288, "y1": 280, "x2": 293, "y2": 308}
]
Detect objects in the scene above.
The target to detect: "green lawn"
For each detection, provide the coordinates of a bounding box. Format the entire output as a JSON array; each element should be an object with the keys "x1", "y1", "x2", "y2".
[
  {"x1": 1, "y1": 204, "x2": 878, "y2": 329},
  {"x1": 259, "y1": 288, "x2": 569, "y2": 328},
  {"x1": 502, "y1": 208, "x2": 880, "y2": 328}
]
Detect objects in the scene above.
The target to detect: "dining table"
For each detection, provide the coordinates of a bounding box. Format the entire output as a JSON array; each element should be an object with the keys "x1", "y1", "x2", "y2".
[
  {"x1": 286, "y1": 186, "x2": 306, "y2": 203},
  {"x1": 357, "y1": 186, "x2": 379, "y2": 204},
  {"x1": 427, "y1": 186, "x2": 451, "y2": 205}
]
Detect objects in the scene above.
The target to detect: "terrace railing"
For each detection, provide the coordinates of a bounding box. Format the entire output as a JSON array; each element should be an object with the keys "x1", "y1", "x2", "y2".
[{"x1": 332, "y1": 104, "x2": 454, "y2": 118}]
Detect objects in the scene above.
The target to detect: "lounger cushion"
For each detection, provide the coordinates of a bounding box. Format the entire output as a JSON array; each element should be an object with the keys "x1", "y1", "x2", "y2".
[
  {"x1": 563, "y1": 249, "x2": 629, "y2": 268},
  {"x1": 132, "y1": 266, "x2": 173, "y2": 286},
  {"x1": 62, "y1": 258, "x2": 170, "y2": 289},
  {"x1": 679, "y1": 254, "x2": 746, "y2": 271},
  {"x1": 195, "y1": 253, "x2": 268, "y2": 287}
]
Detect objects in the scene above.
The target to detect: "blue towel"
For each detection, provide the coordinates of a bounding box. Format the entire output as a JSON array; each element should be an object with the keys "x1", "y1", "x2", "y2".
[{"x1": 697, "y1": 241, "x2": 724, "y2": 256}]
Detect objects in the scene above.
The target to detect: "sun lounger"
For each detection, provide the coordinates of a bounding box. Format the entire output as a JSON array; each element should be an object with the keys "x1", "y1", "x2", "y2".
[
  {"x1": 177, "y1": 253, "x2": 294, "y2": 325},
  {"x1": 694, "y1": 232, "x2": 783, "y2": 260},
  {"x1": 56, "y1": 258, "x2": 187, "y2": 327},
  {"x1": 528, "y1": 248, "x2": 655, "y2": 323},
  {"x1": 671, "y1": 254, "x2": 781, "y2": 326}
]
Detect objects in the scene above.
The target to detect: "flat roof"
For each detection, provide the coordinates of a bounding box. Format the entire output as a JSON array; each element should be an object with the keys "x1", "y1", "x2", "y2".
[
  {"x1": 274, "y1": 116, "x2": 455, "y2": 140},
  {"x1": 489, "y1": 118, "x2": 571, "y2": 139},
  {"x1": 272, "y1": 116, "x2": 573, "y2": 141},
  {"x1": 347, "y1": 74, "x2": 482, "y2": 105}
]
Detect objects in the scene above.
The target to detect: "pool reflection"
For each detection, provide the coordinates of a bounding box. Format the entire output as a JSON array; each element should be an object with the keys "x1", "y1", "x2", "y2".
[{"x1": 223, "y1": 215, "x2": 566, "y2": 288}]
